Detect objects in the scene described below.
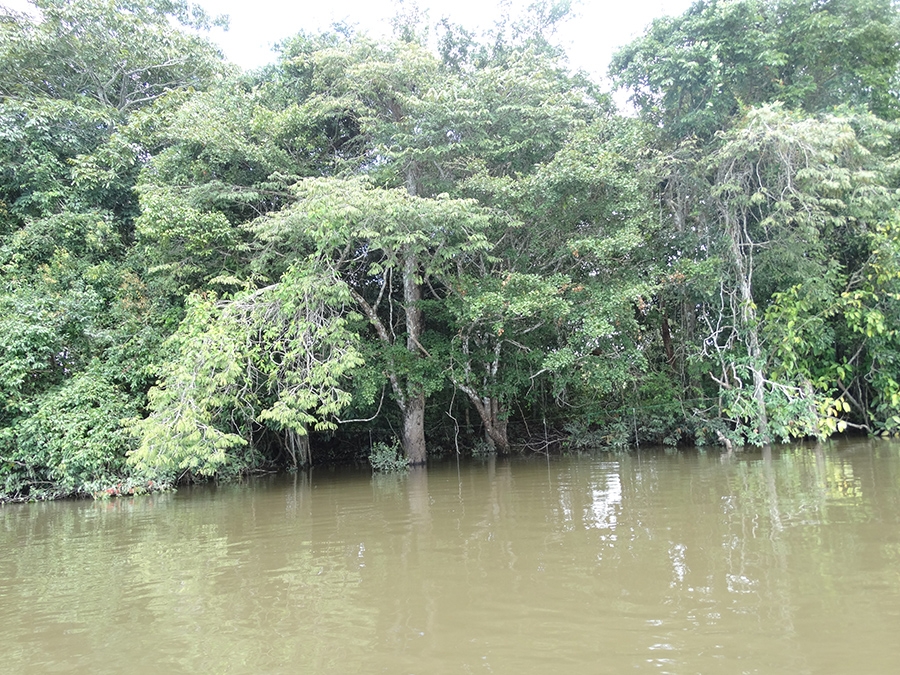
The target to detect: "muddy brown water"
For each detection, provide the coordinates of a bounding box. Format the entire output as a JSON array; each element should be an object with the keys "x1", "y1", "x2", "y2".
[{"x1": 2, "y1": 439, "x2": 900, "y2": 674}]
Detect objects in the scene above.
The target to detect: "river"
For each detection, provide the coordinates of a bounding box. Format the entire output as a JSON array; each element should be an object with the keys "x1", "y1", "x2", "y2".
[{"x1": 2, "y1": 439, "x2": 899, "y2": 674}]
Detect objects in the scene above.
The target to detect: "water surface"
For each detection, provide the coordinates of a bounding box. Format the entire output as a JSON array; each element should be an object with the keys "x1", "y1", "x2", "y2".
[{"x1": 2, "y1": 439, "x2": 900, "y2": 674}]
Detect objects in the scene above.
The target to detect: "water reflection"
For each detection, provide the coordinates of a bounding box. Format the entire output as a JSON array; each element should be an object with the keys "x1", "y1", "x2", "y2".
[{"x1": 1, "y1": 439, "x2": 900, "y2": 673}]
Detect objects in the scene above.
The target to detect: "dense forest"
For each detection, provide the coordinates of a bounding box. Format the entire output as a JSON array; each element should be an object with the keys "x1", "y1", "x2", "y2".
[{"x1": 1, "y1": 0, "x2": 899, "y2": 500}]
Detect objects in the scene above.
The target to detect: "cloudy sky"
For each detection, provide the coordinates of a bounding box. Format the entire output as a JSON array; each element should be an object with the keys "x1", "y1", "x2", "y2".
[
  {"x1": 198, "y1": 0, "x2": 694, "y2": 79},
  {"x1": 3, "y1": 0, "x2": 694, "y2": 80}
]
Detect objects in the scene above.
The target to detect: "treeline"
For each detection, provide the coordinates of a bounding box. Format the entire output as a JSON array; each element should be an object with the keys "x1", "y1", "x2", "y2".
[{"x1": 1, "y1": 0, "x2": 899, "y2": 500}]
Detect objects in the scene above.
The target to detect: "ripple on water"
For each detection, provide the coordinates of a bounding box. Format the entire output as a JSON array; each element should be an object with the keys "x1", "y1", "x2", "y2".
[{"x1": 2, "y1": 442, "x2": 900, "y2": 673}]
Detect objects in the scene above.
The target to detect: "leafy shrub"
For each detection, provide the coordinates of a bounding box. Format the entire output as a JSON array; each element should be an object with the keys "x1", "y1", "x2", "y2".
[
  {"x1": 0, "y1": 367, "x2": 140, "y2": 500},
  {"x1": 368, "y1": 439, "x2": 409, "y2": 473}
]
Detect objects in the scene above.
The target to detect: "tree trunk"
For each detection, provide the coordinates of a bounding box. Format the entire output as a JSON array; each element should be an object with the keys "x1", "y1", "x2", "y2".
[
  {"x1": 401, "y1": 247, "x2": 429, "y2": 463},
  {"x1": 746, "y1": 314, "x2": 770, "y2": 444},
  {"x1": 349, "y1": 249, "x2": 429, "y2": 464},
  {"x1": 484, "y1": 397, "x2": 510, "y2": 454},
  {"x1": 396, "y1": 164, "x2": 433, "y2": 462},
  {"x1": 486, "y1": 418, "x2": 510, "y2": 454},
  {"x1": 455, "y1": 383, "x2": 510, "y2": 454},
  {"x1": 728, "y1": 213, "x2": 770, "y2": 444},
  {"x1": 285, "y1": 428, "x2": 310, "y2": 468},
  {"x1": 453, "y1": 338, "x2": 510, "y2": 453},
  {"x1": 403, "y1": 391, "x2": 427, "y2": 465},
  {"x1": 660, "y1": 302, "x2": 676, "y2": 370},
  {"x1": 296, "y1": 432, "x2": 310, "y2": 467}
]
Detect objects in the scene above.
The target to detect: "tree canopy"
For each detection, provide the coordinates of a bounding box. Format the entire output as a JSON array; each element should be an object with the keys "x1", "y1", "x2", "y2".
[{"x1": 2, "y1": 0, "x2": 899, "y2": 501}]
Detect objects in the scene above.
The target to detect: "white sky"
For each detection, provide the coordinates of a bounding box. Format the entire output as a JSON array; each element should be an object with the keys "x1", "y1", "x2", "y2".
[
  {"x1": 201, "y1": 0, "x2": 695, "y2": 80},
  {"x1": 2, "y1": 0, "x2": 694, "y2": 81}
]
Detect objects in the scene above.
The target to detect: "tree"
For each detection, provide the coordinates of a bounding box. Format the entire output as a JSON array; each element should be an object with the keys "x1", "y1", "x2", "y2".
[
  {"x1": 134, "y1": 18, "x2": 612, "y2": 463},
  {"x1": 611, "y1": 0, "x2": 900, "y2": 139},
  {"x1": 0, "y1": 0, "x2": 226, "y2": 499},
  {"x1": 445, "y1": 116, "x2": 658, "y2": 451},
  {"x1": 610, "y1": 0, "x2": 900, "y2": 447},
  {"x1": 0, "y1": 0, "x2": 227, "y2": 113},
  {"x1": 672, "y1": 106, "x2": 896, "y2": 444},
  {"x1": 252, "y1": 178, "x2": 493, "y2": 464},
  {"x1": 280, "y1": 27, "x2": 623, "y2": 458},
  {"x1": 128, "y1": 262, "x2": 364, "y2": 476}
]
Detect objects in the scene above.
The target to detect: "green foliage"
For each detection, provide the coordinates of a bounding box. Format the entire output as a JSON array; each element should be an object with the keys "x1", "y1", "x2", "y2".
[
  {"x1": 0, "y1": 366, "x2": 139, "y2": 499},
  {"x1": 612, "y1": 0, "x2": 900, "y2": 138},
  {"x1": 128, "y1": 262, "x2": 365, "y2": 478},
  {"x1": 0, "y1": 98, "x2": 112, "y2": 225},
  {"x1": 0, "y1": 0, "x2": 227, "y2": 112},
  {"x1": 6, "y1": 0, "x2": 900, "y2": 499},
  {"x1": 368, "y1": 439, "x2": 410, "y2": 473},
  {"x1": 135, "y1": 186, "x2": 247, "y2": 294},
  {"x1": 254, "y1": 177, "x2": 494, "y2": 265},
  {"x1": 705, "y1": 104, "x2": 898, "y2": 442},
  {"x1": 0, "y1": 0, "x2": 232, "y2": 499},
  {"x1": 612, "y1": 0, "x2": 900, "y2": 447},
  {"x1": 841, "y1": 218, "x2": 900, "y2": 435},
  {"x1": 127, "y1": 293, "x2": 250, "y2": 479}
]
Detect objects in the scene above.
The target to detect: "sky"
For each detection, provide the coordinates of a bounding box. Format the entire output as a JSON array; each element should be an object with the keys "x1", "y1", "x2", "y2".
[
  {"x1": 2, "y1": 0, "x2": 695, "y2": 81},
  {"x1": 199, "y1": 0, "x2": 695, "y2": 80}
]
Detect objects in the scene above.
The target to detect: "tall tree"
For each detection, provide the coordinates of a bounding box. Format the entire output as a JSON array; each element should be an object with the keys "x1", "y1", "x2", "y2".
[
  {"x1": 612, "y1": 0, "x2": 900, "y2": 446},
  {"x1": 612, "y1": 0, "x2": 900, "y2": 139},
  {"x1": 703, "y1": 105, "x2": 894, "y2": 443},
  {"x1": 0, "y1": 0, "x2": 226, "y2": 499},
  {"x1": 251, "y1": 178, "x2": 493, "y2": 463},
  {"x1": 135, "y1": 17, "x2": 615, "y2": 463},
  {"x1": 446, "y1": 115, "x2": 658, "y2": 451},
  {"x1": 0, "y1": 0, "x2": 226, "y2": 112}
]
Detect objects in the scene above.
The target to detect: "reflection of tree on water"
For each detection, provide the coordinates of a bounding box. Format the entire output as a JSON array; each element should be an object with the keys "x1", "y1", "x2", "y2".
[
  {"x1": 583, "y1": 463, "x2": 622, "y2": 534},
  {"x1": 713, "y1": 449, "x2": 800, "y2": 645},
  {"x1": 715, "y1": 441, "x2": 899, "y2": 669},
  {"x1": 373, "y1": 462, "x2": 469, "y2": 668},
  {"x1": 285, "y1": 468, "x2": 311, "y2": 518},
  {"x1": 407, "y1": 465, "x2": 431, "y2": 525},
  {"x1": 5, "y1": 442, "x2": 900, "y2": 673},
  {"x1": 762, "y1": 446, "x2": 794, "y2": 636}
]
